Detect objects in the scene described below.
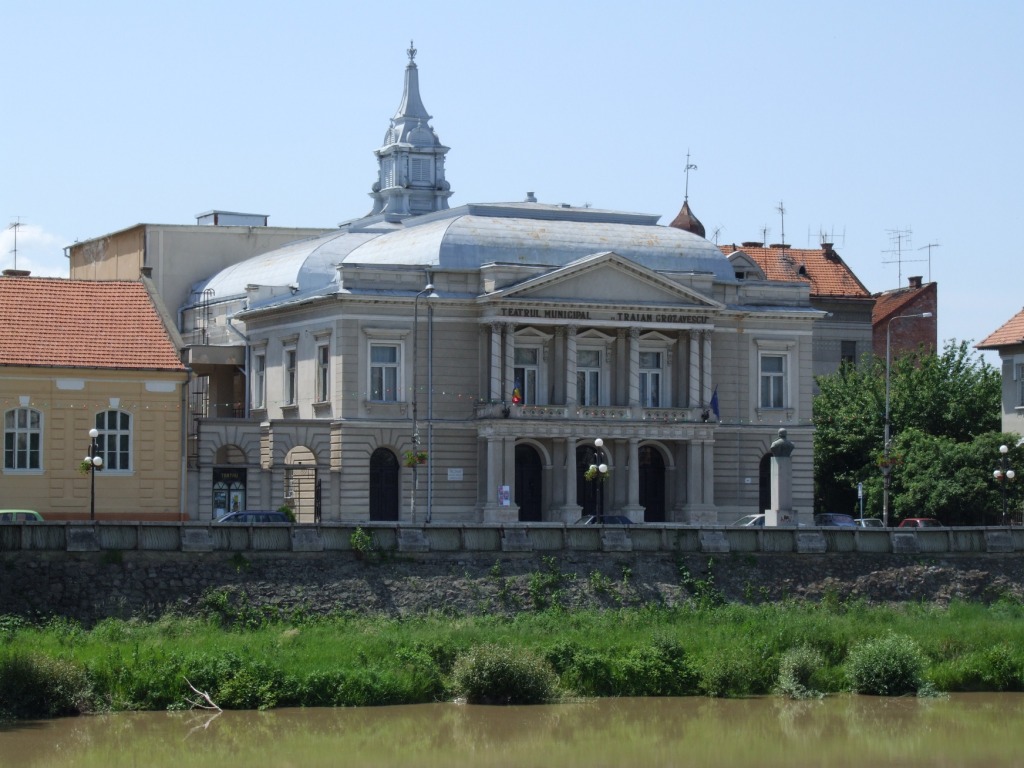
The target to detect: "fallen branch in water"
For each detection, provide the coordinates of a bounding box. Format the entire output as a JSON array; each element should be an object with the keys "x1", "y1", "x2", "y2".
[{"x1": 184, "y1": 678, "x2": 222, "y2": 711}]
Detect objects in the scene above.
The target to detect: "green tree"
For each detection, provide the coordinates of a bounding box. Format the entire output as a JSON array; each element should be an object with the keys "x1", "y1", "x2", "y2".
[{"x1": 813, "y1": 340, "x2": 1001, "y2": 521}]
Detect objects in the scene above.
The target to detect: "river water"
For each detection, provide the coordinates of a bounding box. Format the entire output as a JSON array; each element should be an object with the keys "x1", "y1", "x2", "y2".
[{"x1": 3, "y1": 694, "x2": 1023, "y2": 767}]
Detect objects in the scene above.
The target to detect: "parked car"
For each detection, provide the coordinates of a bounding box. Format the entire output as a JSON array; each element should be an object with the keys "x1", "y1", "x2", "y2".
[
  {"x1": 0, "y1": 510, "x2": 44, "y2": 522},
  {"x1": 216, "y1": 510, "x2": 291, "y2": 523},
  {"x1": 855, "y1": 518, "x2": 885, "y2": 528},
  {"x1": 730, "y1": 514, "x2": 765, "y2": 527},
  {"x1": 897, "y1": 518, "x2": 943, "y2": 528},
  {"x1": 813, "y1": 513, "x2": 857, "y2": 527},
  {"x1": 575, "y1": 515, "x2": 635, "y2": 525}
]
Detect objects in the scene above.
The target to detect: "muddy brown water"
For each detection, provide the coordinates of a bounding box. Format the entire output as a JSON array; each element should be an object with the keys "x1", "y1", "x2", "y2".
[{"x1": 2, "y1": 694, "x2": 1023, "y2": 767}]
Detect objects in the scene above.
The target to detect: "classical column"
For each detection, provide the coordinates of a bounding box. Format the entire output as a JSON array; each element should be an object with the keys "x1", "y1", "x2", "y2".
[
  {"x1": 489, "y1": 322, "x2": 502, "y2": 402},
  {"x1": 559, "y1": 437, "x2": 581, "y2": 521},
  {"x1": 503, "y1": 323, "x2": 515, "y2": 403},
  {"x1": 622, "y1": 437, "x2": 644, "y2": 521},
  {"x1": 688, "y1": 330, "x2": 700, "y2": 408},
  {"x1": 702, "y1": 330, "x2": 713, "y2": 407},
  {"x1": 628, "y1": 327, "x2": 641, "y2": 408},
  {"x1": 565, "y1": 325, "x2": 578, "y2": 408}
]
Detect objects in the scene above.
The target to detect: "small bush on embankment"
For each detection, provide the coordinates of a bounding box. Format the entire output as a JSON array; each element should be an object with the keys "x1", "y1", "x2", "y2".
[
  {"x1": 451, "y1": 644, "x2": 560, "y2": 704},
  {"x1": 3, "y1": 598, "x2": 1024, "y2": 717},
  {"x1": 0, "y1": 651, "x2": 93, "y2": 719}
]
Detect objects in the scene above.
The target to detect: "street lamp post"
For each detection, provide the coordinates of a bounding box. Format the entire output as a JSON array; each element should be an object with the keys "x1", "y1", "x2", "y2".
[
  {"x1": 411, "y1": 283, "x2": 438, "y2": 523},
  {"x1": 84, "y1": 427, "x2": 103, "y2": 521},
  {"x1": 883, "y1": 311, "x2": 933, "y2": 527},
  {"x1": 994, "y1": 444, "x2": 1015, "y2": 525},
  {"x1": 589, "y1": 438, "x2": 609, "y2": 517}
]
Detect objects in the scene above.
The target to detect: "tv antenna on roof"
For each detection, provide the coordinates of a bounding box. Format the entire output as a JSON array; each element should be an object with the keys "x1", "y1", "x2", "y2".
[
  {"x1": 776, "y1": 201, "x2": 786, "y2": 246},
  {"x1": 710, "y1": 225, "x2": 723, "y2": 244},
  {"x1": 882, "y1": 227, "x2": 924, "y2": 287},
  {"x1": 7, "y1": 218, "x2": 23, "y2": 271},
  {"x1": 918, "y1": 242, "x2": 939, "y2": 283},
  {"x1": 810, "y1": 226, "x2": 846, "y2": 247}
]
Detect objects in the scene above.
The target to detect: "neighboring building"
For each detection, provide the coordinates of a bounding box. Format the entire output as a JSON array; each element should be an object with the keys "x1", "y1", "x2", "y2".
[
  {"x1": 67, "y1": 215, "x2": 335, "y2": 321},
  {"x1": 714, "y1": 241, "x2": 875, "y2": 388},
  {"x1": 0, "y1": 275, "x2": 188, "y2": 520},
  {"x1": 872, "y1": 276, "x2": 938, "y2": 360},
  {"x1": 977, "y1": 308, "x2": 1024, "y2": 436},
  {"x1": 172, "y1": 46, "x2": 824, "y2": 525}
]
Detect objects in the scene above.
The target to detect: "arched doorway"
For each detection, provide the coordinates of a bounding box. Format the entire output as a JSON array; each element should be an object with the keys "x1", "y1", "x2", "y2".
[
  {"x1": 759, "y1": 453, "x2": 772, "y2": 514},
  {"x1": 369, "y1": 448, "x2": 400, "y2": 521},
  {"x1": 515, "y1": 444, "x2": 543, "y2": 522},
  {"x1": 639, "y1": 445, "x2": 665, "y2": 522}
]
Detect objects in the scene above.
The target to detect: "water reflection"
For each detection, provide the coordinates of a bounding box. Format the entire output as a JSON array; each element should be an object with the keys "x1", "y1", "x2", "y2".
[{"x1": 2, "y1": 694, "x2": 1024, "y2": 768}]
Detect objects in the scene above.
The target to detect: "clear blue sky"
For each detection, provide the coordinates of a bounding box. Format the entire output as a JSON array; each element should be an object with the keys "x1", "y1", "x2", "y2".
[{"x1": 3, "y1": 0, "x2": 1021, "y2": 359}]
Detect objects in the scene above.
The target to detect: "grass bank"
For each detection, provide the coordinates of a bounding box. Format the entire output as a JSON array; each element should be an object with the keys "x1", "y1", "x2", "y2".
[{"x1": 3, "y1": 592, "x2": 1024, "y2": 719}]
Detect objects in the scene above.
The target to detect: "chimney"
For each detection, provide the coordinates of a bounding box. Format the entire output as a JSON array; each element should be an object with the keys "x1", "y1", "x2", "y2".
[
  {"x1": 741, "y1": 241, "x2": 764, "y2": 248},
  {"x1": 908, "y1": 275, "x2": 923, "y2": 289},
  {"x1": 2, "y1": 269, "x2": 31, "y2": 277}
]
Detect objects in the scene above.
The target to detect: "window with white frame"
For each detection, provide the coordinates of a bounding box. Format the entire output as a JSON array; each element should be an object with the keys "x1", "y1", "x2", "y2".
[
  {"x1": 95, "y1": 410, "x2": 131, "y2": 471},
  {"x1": 759, "y1": 354, "x2": 786, "y2": 409},
  {"x1": 577, "y1": 348, "x2": 602, "y2": 406},
  {"x1": 4, "y1": 407, "x2": 41, "y2": 471},
  {"x1": 639, "y1": 351, "x2": 662, "y2": 408},
  {"x1": 316, "y1": 341, "x2": 330, "y2": 402},
  {"x1": 283, "y1": 346, "x2": 297, "y2": 405},
  {"x1": 513, "y1": 347, "x2": 541, "y2": 404},
  {"x1": 253, "y1": 352, "x2": 266, "y2": 409},
  {"x1": 370, "y1": 343, "x2": 400, "y2": 402}
]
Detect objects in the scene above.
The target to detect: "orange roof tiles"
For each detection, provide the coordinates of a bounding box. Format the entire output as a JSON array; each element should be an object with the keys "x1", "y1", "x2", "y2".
[
  {"x1": 977, "y1": 307, "x2": 1024, "y2": 349},
  {"x1": 719, "y1": 244, "x2": 871, "y2": 299},
  {"x1": 0, "y1": 277, "x2": 186, "y2": 371}
]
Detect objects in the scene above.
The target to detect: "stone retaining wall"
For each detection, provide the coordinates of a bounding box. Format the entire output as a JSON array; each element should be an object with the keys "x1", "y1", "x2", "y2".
[{"x1": 2, "y1": 548, "x2": 1022, "y2": 626}]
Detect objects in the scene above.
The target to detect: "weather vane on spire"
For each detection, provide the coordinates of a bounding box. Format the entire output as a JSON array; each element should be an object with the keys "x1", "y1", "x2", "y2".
[
  {"x1": 684, "y1": 150, "x2": 697, "y2": 202},
  {"x1": 408, "y1": 40, "x2": 417, "y2": 62}
]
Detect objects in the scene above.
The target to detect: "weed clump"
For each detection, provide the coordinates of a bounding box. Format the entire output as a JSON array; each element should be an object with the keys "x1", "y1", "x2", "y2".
[
  {"x1": 776, "y1": 645, "x2": 826, "y2": 699},
  {"x1": 846, "y1": 633, "x2": 928, "y2": 696},
  {"x1": 0, "y1": 651, "x2": 93, "y2": 719},
  {"x1": 451, "y1": 643, "x2": 560, "y2": 704}
]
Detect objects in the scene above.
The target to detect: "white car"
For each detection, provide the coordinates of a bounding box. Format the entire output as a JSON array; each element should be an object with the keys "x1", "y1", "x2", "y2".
[
  {"x1": 731, "y1": 514, "x2": 765, "y2": 527},
  {"x1": 855, "y1": 518, "x2": 885, "y2": 528}
]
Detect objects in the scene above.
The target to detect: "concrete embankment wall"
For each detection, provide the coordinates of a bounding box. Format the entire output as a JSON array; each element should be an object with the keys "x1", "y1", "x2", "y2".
[{"x1": 2, "y1": 523, "x2": 1023, "y2": 625}]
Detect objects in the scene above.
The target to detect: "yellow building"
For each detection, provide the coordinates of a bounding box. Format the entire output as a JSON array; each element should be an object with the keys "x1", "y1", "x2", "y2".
[{"x1": 0, "y1": 274, "x2": 188, "y2": 520}]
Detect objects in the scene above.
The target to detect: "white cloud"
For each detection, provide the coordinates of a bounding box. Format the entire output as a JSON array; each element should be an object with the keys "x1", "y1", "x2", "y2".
[{"x1": 0, "y1": 224, "x2": 69, "y2": 278}]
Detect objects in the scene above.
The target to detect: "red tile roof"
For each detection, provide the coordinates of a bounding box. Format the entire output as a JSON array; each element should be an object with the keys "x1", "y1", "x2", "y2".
[
  {"x1": 719, "y1": 244, "x2": 871, "y2": 298},
  {"x1": 0, "y1": 277, "x2": 186, "y2": 371},
  {"x1": 977, "y1": 307, "x2": 1024, "y2": 350}
]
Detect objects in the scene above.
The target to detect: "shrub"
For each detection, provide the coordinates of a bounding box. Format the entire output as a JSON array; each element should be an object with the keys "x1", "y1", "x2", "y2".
[
  {"x1": 617, "y1": 638, "x2": 699, "y2": 697},
  {"x1": 777, "y1": 645, "x2": 826, "y2": 699},
  {"x1": 0, "y1": 651, "x2": 92, "y2": 719},
  {"x1": 451, "y1": 644, "x2": 559, "y2": 704},
  {"x1": 846, "y1": 633, "x2": 927, "y2": 696}
]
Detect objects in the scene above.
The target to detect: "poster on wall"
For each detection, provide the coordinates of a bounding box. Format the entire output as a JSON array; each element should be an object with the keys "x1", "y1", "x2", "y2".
[{"x1": 498, "y1": 485, "x2": 511, "y2": 506}]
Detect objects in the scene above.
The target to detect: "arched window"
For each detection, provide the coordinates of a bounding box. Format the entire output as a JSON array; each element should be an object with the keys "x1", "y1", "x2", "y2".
[
  {"x1": 4, "y1": 407, "x2": 42, "y2": 470},
  {"x1": 95, "y1": 410, "x2": 132, "y2": 471}
]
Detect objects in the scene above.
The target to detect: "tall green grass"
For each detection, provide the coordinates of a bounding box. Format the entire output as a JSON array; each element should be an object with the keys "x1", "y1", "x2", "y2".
[{"x1": 3, "y1": 597, "x2": 1024, "y2": 719}]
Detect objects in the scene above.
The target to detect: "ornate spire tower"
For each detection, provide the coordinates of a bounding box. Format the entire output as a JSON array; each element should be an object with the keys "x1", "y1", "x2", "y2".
[{"x1": 369, "y1": 42, "x2": 452, "y2": 218}]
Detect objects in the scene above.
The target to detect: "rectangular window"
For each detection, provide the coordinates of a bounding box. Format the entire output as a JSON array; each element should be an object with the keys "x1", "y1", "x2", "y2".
[
  {"x1": 4, "y1": 407, "x2": 41, "y2": 470},
  {"x1": 840, "y1": 340, "x2": 857, "y2": 366},
  {"x1": 577, "y1": 349, "x2": 602, "y2": 406},
  {"x1": 639, "y1": 351, "x2": 662, "y2": 408},
  {"x1": 1017, "y1": 364, "x2": 1024, "y2": 407},
  {"x1": 316, "y1": 343, "x2": 330, "y2": 402},
  {"x1": 253, "y1": 353, "x2": 266, "y2": 409},
  {"x1": 284, "y1": 348, "x2": 297, "y2": 405},
  {"x1": 760, "y1": 354, "x2": 785, "y2": 409},
  {"x1": 96, "y1": 410, "x2": 131, "y2": 471},
  {"x1": 513, "y1": 347, "x2": 540, "y2": 405},
  {"x1": 370, "y1": 344, "x2": 400, "y2": 402}
]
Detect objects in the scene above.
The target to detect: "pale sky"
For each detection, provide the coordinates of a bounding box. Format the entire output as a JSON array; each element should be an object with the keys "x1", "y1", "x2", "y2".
[{"x1": 2, "y1": 0, "x2": 1021, "y2": 361}]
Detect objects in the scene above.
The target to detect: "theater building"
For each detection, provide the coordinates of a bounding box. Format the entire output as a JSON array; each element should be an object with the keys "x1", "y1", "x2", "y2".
[{"x1": 169, "y1": 46, "x2": 823, "y2": 525}]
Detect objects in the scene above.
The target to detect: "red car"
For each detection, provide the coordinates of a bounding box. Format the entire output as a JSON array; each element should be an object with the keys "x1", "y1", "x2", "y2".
[{"x1": 897, "y1": 518, "x2": 943, "y2": 528}]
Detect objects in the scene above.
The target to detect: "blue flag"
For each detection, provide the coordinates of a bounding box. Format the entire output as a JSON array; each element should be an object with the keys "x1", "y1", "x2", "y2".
[{"x1": 710, "y1": 386, "x2": 720, "y2": 420}]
